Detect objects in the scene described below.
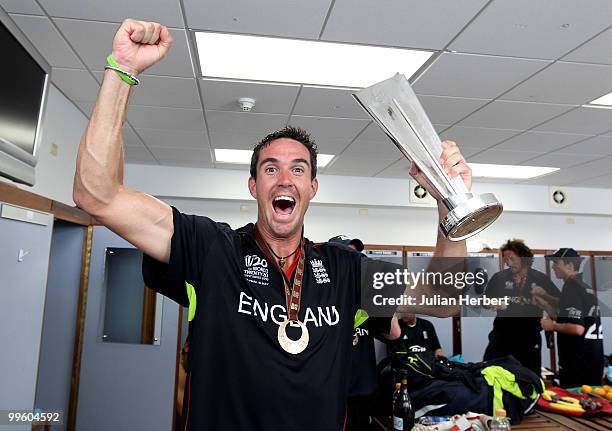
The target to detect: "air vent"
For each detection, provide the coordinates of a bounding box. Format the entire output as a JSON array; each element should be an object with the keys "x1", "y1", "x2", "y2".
[
  {"x1": 549, "y1": 187, "x2": 569, "y2": 209},
  {"x1": 409, "y1": 179, "x2": 435, "y2": 205}
]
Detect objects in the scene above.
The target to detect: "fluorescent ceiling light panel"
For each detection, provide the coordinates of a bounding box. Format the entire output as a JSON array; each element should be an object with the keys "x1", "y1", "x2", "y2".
[
  {"x1": 470, "y1": 163, "x2": 559, "y2": 179},
  {"x1": 214, "y1": 149, "x2": 252, "y2": 164},
  {"x1": 195, "y1": 32, "x2": 433, "y2": 88},
  {"x1": 317, "y1": 154, "x2": 335, "y2": 167},
  {"x1": 589, "y1": 91, "x2": 612, "y2": 106},
  {"x1": 215, "y1": 148, "x2": 334, "y2": 167}
]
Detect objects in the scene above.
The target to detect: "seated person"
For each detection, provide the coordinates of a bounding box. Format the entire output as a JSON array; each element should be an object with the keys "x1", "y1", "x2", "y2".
[{"x1": 386, "y1": 313, "x2": 443, "y2": 358}]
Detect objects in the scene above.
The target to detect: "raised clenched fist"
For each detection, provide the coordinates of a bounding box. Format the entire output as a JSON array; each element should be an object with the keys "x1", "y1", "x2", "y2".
[{"x1": 112, "y1": 19, "x2": 173, "y2": 75}]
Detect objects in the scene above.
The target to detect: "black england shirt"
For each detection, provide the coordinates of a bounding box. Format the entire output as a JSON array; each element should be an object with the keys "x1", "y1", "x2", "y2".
[
  {"x1": 142, "y1": 207, "x2": 398, "y2": 431},
  {"x1": 556, "y1": 276, "x2": 604, "y2": 378}
]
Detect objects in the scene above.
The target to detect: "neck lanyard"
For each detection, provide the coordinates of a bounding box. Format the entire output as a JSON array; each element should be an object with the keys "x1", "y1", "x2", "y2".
[{"x1": 253, "y1": 224, "x2": 305, "y2": 321}]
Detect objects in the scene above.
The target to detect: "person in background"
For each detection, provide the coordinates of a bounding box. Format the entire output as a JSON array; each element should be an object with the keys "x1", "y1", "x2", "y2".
[
  {"x1": 387, "y1": 314, "x2": 443, "y2": 358},
  {"x1": 483, "y1": 239, "x2": 560, "y2": 375},
  {"x1": 329, "y1": 235, "x2": 400, "y2": 430},
  {"x1": 541, "y1": 248, "x2": 604, "y2": 387}
]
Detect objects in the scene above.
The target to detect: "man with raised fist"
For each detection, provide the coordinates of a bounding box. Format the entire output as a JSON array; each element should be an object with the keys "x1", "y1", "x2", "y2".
[{"x1": 73, "y1": 19, "x2": 470, "y2": 430}]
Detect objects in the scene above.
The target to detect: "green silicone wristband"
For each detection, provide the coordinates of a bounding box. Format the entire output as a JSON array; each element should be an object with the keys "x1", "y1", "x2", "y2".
[{"x1": 106, "y1": 54, "x2": 138, "y2": 86}]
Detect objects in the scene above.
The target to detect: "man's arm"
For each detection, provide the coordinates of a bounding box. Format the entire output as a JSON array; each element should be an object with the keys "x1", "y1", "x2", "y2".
[
  {"x1": 382, "y1": 316, "x2": 402, "y2": 341},
  {"x1": 397, "y1": 141, "x2": 470, "y2": 317},
  {"x1": 73, "y1": 19, "x2": 174, "y2": 263},
  {"x1": 540, "y1": 318, "x2": 585, "y2": 336}
]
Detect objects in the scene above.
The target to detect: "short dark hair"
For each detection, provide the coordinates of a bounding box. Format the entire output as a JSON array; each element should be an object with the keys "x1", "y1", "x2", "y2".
[
  {"x1": 500, "y1": 239, "x2": 534, "y2": 267},
  {"x1": 250, "y1": 126, "x2": 318, "y2": 180}
]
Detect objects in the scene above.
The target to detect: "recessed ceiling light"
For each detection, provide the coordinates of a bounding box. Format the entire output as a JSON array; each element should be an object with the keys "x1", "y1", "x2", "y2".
[
  {"x1": 588, "y1": 91, "x2": 612, "y2": 107},
  {"x1": 470, "y1": 163, "x2": 559, "y2": 179},
  {"x1": 214, "y1": 149, "x2": 253, "y2": 164},
  {"x1": 195, "y1": 32, "x2": 433, "y2": 88},
  {"x1": 214, "y1": 149, "x2": 334, "y2": 167}
]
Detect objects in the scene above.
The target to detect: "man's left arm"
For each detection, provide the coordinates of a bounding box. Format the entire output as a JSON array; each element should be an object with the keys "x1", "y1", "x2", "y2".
[{"x1": 403, "y1": 140, "x2": 471, "y2": 316}]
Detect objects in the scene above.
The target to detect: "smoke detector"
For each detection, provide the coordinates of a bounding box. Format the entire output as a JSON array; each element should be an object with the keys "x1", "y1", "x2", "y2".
[{"x1": 238, "y1": 97, "x2": 256, "y2": 112}]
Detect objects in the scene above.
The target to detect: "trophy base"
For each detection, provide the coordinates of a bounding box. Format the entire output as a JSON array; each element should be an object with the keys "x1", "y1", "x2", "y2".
[{"x1": 440, "y1": 193, "x2": 503, "y2": 241}]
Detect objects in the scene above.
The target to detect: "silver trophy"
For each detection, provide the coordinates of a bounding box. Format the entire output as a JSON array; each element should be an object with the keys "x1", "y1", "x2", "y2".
[{"x1": 353, "y1": 74, "x2": 502, "y2": 241}]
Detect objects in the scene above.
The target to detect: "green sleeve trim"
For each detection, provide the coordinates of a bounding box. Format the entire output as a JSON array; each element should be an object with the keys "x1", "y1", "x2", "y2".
[
  {"x1": 354, "y1": 309, "x2": 369, "y2": 329},
  {"x1": 185, "y1": 281, "x2": 197, "y2": 322}
]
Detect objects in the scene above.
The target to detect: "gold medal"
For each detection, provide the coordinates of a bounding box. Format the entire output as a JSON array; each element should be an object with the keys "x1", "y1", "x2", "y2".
[{"x1": 277, "y1": 320, "x2": 309, "y2": 354}]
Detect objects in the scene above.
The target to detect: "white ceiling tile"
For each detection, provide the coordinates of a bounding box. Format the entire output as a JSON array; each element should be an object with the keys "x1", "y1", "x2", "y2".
[
  {"x1": 209, "y1": 132, "x2": 256, "y2": 150},
  {"x1": 39, "y1": 0, "x2": 184, "y2": 27},
  {"x1": 468, "y1": 149, "x2": 544, "y2": 164},
  {"x1": 458, "y1": 101, "x2": 573, "y2": 130},
  {"x1": 342, "y1": 139, "x2": 404, "y2": 160},
  {"x1": 135, "y1": 128, "x2": 209, "y2": 149},
  {"x1": 51, "y1": 68, "x2": 100, "y2": 102},
  {"x1": 440, "y1": 126, "x2": 521, "y2": 150},
  {"x1": 9, "y1": 14, "x2": 82, "y2": 68},
  {"x1": 571, "y1": 173, "x2": 612, "y2": 187},
  {"x1": 519, "y1": 170, "x2": 571, "y2": 186},
  {"x1": 206, "y1": 110, "x2": 287, "y2": 136},
  {"x1": 495, "y1": 131, "x2": 590, "y2": 152},
  {"x1": 449, "y1": 0, "x2": 612, "y2": 59},
  {"x1": 159, "y1": 160, "x2": 215, "y2": 169},
  {"x1": 419, "y1": 95, "x2": 489, "y2": 125},
  {"x1": 123, "y1": 127, "x2": 144, "y2": 148},
  {"x1": 325, "y1": 156, "x2": 399, "y2": 177},
  {"x1": 0, "y1": 0, "x2": 43, "y2": 14},
  {"x1": 356, "y1": 122, "x2": 388, "y2": 142},
  {"x1": 127, "y1": 106, "x2": 205, "y2": 130},
  {"x1": 535, "y1": 107, "x2": 612, "y2": 135},
  {"x1": 522, "y1": 157, "x2": 611, "y2": 185},
  {"x1": 184, "y1": 0, "x2": 332, "y2": 38},
  {"x1": 93, "y1": 72, "x2": 200, "y2": 108},
  {"x1": 316, "y1": 139, "x2": 353, "y2": 155},
  {"x1": 523, "y1": 153, "x2": 601, "y2": 169},
  {"x1": 563, "y1": 27, "x2": 612, "y2": 65},
  {"x1": 561, "y1": 136, "x2": 612, "y2": 156},
  {"x1": 124, "y1": 146, "x2": 158, "y2": 165},
  {"x1": 74, "y1": 101, "x2": 93, "y2": 117},
  {"x1": 502, "y1": 62, "x2": 612, "y2": 105},
  {"x1": 149, "y1": 147, "x2": 213, "y2": 164},
  {"x1": 54, "y1": 19, "x2": 193, "y2": 77},
  {"x1": 293, "y1": 86, "x2": 369, "y2": 119},
  {"x1": 413, "y1": 53, "x2": 550, "y2": 99},
  {"x1": 200, "y1": 79, "x2": 299, "y2": 114},
  {"x1": 374, "y1": 158, "x2": 412, "y2": 179},
  {"x1": 321, "y1": 0, "x2": 488, "y2": 49},
  {"x1": 288, "y1": 115, "x2": 369, "y2": 142},
  {"x1": 214, "y1": 163, "x2": 250, "y2": 172}
]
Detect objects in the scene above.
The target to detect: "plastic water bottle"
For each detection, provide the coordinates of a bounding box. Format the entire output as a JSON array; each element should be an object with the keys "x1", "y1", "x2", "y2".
[{"x1": 490, "y1": 408, "x2": 511, "y2": 431}]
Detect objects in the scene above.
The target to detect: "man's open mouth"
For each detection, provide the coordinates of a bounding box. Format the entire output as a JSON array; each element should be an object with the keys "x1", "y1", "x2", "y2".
[{"x1": 272, "y1": 195, "x2": 296, "y2": 216}]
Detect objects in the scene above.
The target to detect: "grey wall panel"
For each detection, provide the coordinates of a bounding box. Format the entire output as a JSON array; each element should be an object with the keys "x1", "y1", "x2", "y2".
[
  {"x1": 0, "y1": 203, "x2": 53, "y2": 431},
  {"x1": 76, "y1": 227, "x2": 178, "y2": 431},
  {"x1": 34, "y1": 221, "x2": 84, "y2": 429}
]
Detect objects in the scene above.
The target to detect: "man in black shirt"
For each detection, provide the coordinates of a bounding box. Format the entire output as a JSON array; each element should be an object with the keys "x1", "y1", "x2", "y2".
[
  {"x1": 541, "y1": 248, "x2": 604, "y2": 387},
  {"x1": 483, "y1": 240, "x2": 560, "y2": 375},
  {"x1": 387, "y1": 314, "x2": 443, "y2": 357},
  {"x1": 73, "y1": 18, "x2": 471, "y2": 431}
]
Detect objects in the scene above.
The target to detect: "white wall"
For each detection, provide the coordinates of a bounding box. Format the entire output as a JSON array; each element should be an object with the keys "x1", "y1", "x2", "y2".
[
  {"x1": 1, "y1": 84, "x2": 86, "y2": 205},
  {"x1": 160, "y1": 197, "x2": 612, "y2": 251}
]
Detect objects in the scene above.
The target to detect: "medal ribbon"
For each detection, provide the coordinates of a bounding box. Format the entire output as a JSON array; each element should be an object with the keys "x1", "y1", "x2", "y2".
[{"x1": 253, "y1": 225, "x2": 305, "y2": 321}]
